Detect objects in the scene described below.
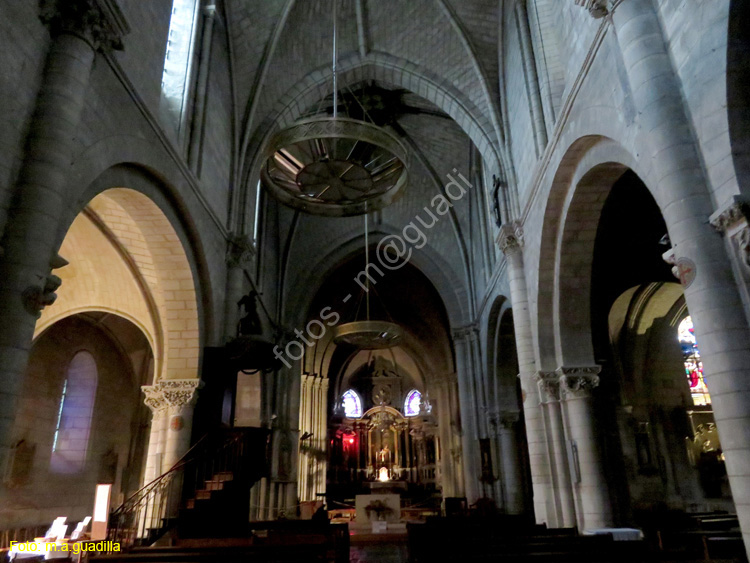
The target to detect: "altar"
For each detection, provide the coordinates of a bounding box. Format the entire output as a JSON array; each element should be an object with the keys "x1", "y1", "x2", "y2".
[{"x1": 355, "y1": 493, "x2": 401, "y2": 524}]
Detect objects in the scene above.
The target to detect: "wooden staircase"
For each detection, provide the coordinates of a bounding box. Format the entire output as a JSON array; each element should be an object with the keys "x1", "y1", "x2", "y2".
[{"x1": 108, "y1": 428, "x2": 270, "y2": 548}]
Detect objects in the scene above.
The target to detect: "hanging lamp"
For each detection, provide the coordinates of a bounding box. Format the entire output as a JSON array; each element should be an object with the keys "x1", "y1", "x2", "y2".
[
  {"x1": 332, "y1": 207, "x2": 403, "y2": 349},
  {"x1": 260, "y1": 1, "x2": 408, "y2": 217}
]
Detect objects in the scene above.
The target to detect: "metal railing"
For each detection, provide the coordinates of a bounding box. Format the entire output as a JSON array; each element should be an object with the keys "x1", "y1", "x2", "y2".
[{"x1": 108, "y1": 428, "x2": 263, "y2": 550}]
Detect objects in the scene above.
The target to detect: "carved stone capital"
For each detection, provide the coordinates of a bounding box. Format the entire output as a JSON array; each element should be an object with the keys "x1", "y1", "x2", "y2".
[
  {"x1": 451, "y1": 323, "x2": 478, "y2": 342},
  {"x1": 709, "y1": 197, "x2": 750, "y2": 270},
  {"x1": 160, "y1": 379, "x2": 203, "y2": 408},
  {"x1": 574, "y1": 0, "x2": 611, "y2": 18},
  {"x1": 557, "y1": 366, "x2": 601, "y2": 399},
  {"x1": 535, "y1": 371, "x2": 560, "y2": 403},
  {"x1": 142, "y1": 379, "x2": 203, "y2": 413},
  {"x1": 709, "y1": 196, "x2": 750, "y2": 234},
  {"x1": 226, "y1": 232, "x2": 256, "y2": 268},
  {"x1": 497, "y1": 222, "x2": 524, "y2": 256},
  {"x1": 39, "y1": 0, "x2": 130, "y2": 52},
  {"x1": 141, "y1": 384, "x2": 166, "y2": 414},
  {"x1": 497, "y1": 410, "x2": 519, "y2": 429},
  {"x1": 735, "y1": 226, "x2": 750, "y2": 269}
]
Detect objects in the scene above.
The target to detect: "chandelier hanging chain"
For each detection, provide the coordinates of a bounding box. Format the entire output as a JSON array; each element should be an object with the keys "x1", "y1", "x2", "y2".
[
  {"x1": 365, "y1": 206, "x2": 370, "y2": 320},
  {"x1": 332, "y1": 0, "x2": 338, "y2": 120}
]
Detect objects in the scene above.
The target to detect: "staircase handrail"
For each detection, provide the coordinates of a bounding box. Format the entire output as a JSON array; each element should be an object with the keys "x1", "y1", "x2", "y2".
[
  {"x1": 111, "y1": 430, "x2": 214, "y2": 517},
  {"x1": 107, "y1": 428, "x2": 250, "y2": 548}
]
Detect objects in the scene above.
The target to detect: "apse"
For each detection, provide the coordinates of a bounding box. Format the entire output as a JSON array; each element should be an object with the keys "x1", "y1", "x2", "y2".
[{"x1": 296, "y1": 247, "x2": 454, "y2": 507}]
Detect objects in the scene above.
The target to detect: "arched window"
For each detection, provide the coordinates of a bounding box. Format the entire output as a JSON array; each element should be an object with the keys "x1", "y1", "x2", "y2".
[
  {"x1": 161, "y1": 0, "x2": 200, "y2": 129},
  {"x1": 678, "y1": 316, "x2": 710, "y2": 405},
  {"x1": 342, "y1": 389, "x2": 363, "y2": 418},
  {"x1": 51, "y1": 352, "x2": 98, "y2": 473},
  {"x1": 404, "y1": 389, "x2": 422, "y2": 417}
]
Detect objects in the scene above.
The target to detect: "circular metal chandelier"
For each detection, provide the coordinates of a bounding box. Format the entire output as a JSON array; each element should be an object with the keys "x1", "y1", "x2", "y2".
[
  {"x1": 332, "y1": 319, "x2": 403, "y2": 349},
  {"x1": 261, "y1": 117, "x2": 408, "y2": 216},
  {"x1": 260, "y1": 0, "x2": 408, "y2": 217},
  {"x1": 331, "y1": 208, "x2": 403, "y2": 349}
]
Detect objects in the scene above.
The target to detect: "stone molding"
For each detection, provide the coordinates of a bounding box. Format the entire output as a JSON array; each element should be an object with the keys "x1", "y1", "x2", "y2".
[
  {"x1": 142, "y1": 379, "x2": 203, "y2": 413},
  {"x1": 497, "y1": 222, "x2": 524, "y2": 256},
  {"x1": 535, "y1": 371, "x2": 560, "y2": 403},
  {"x1": 226, "y1": 232, "x2": 256, "y2": 268},
  {"x1": 557, "y1": 366, "x2": 601, "y2": 399},
  {"x1": 39, "y1": 0, "x2": 130, "y2": 52}
]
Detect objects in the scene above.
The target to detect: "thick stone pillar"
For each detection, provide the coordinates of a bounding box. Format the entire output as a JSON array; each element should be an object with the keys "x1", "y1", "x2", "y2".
[
  {"x1": 453, "y1": 328, "x2": 482, "y2": 503},
  {"x1": 497, "y1": 222, "x2": 554, "y2": 525},
  {"x1": 497, "y1": 412, "x2": 525, "y2": 515},
  {"x1": 0, "y1": 0, "x2": 128, "y2": 479},
  {"x1": 606, "y1": 0, "x2": 750, "y2": 554},
  {"x1": 142, "y1": 387, "x2": 168, "y2": 483},
  {"x1": 559, "y1": 367, "x2": 611, "y2": 530},
  {"x1": 435, "y1": 375, "x2": 457, "y2": 498},
  {"x1": 537, "y1": 372, "x2": 576, "y2": 527},
  {"x1": 141, "y1": 379, "x2": 202, "y2": 472}
]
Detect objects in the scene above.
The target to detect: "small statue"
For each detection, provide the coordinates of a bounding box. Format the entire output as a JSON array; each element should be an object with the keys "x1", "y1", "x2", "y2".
[
  {"x1": 492, "y1": 175, "x2": 504, "y2": 228},
  {"x1": 237, "y1": 290, "x2": 262, "y2": 336}
]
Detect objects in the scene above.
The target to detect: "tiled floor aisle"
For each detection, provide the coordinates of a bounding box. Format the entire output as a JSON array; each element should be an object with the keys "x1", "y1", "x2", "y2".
[{"x1": 350, "y1": 544, "x2": 409, "y2": 563}]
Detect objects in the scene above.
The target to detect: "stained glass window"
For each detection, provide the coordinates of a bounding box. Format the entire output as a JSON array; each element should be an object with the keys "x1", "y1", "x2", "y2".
[
  {"x1": 342, "y1": 389, "x2": 362, "y2": 418},
  {"x1": 51, "y1": 351, "x2": 98, "y2": 473},
  {"x1": 678, "y1": 316, "x2": 710, "y2": 405},
  {"x1": 404, "y1": 389, "x2": 422, "y2": 417}
]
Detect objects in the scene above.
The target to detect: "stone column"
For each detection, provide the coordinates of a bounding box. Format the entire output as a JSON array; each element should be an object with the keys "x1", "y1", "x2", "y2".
[
  {"x1": 0, "y1": 0, "x2": 129, "y2": 480},
  {"x1": 497, "y1": 222, "x2": 554, "y2": 525},
  {"x1": 297, "y1": 374, "x2": 310, "y2": 500},
  {"x1": 141, "y1": 379, "x2": 202, "y2": 472},
  {"x1": 606, "y1": 0, "x2": 750, "y2": 553},
  {"x1": 497, "y1": 411, "x2": 525, "y2": 515},
  {"x1": 537, "y1": 372, "x2": 576, "y2": 527},
  {"x1": 453, "y1": 327, "x2": 482, "y2": 503},
  {"x1": 435, "y1": 376, "x2": 457, "y2": 498},
  {"x1": 559, "y1": 367, "x2": 611, "y2": 530},
  {"x1": 187, "y1": 4, "x2": 217, "y2": 172},
  {"x1": 142, "y1": 387, "x2": 168, "y2": 483}
]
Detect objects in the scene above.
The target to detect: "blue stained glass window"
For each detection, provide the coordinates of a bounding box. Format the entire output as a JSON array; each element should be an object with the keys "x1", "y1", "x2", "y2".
[
  {"x1": 404, "y1": 389, "x2": 422, "y2": 417},
  {"x1": 342, "y1": 389, "x2": 362, "y2": 418}
]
